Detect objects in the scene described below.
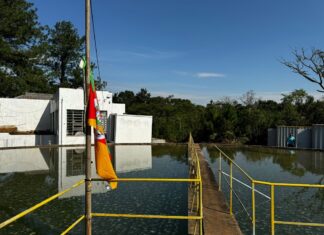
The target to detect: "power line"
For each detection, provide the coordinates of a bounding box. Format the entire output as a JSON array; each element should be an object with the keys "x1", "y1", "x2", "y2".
[{"x1": 90, "y1": 0, "x2": 101, "y2": 81}]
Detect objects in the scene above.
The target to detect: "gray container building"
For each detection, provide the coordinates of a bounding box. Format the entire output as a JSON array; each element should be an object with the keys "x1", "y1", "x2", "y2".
[
  {"x1": 312, "y1": 124, "x2": 324, "y2": 150},
  {"x1": 267, "y1": 128, "x2": 277, "y2": 146},
  {"x1": 276, "y1": 126, "x2": 298, "y2": 148},
  {"x1": 296, "y1": 127, "x2": 312, "y2": 148},
  {"x1": 268, "y1": 125, "x2": 323, "y2": 150}
]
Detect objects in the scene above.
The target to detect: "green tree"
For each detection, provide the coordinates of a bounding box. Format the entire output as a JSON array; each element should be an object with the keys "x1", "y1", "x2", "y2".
[
  {"x1": 136, "y1": 88, "x2": 151, "y2": 103},
  {"x1": 280, "y1": 90, "x2": 314, "y2": 125},
  {"x1": 113, "y1": 90, "x2": 135, "y2": 111},
  {"x1": 0, "y1": 0, "x2": 50, "y2": 97},
  {"x1": 281, "y1": 89, "x2": 310, "y2": 106},
  {"x1": 45, "y1": 21, "x2": 84, "y2": 87}
]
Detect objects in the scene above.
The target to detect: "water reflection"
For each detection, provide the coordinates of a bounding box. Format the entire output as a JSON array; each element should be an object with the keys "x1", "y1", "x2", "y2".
[
  {"x1": 0, "y1": 145, "x2": 187, "y2": 235},
  {"x1": 59, "y1": 145, "x2": 152, "y2": 198},
  {"x1": 114, "y1": 145, "x2": 152, "y2": 173},
  {"x1": 205, "y1": 145, "x2": 324, "y2": 177},
  {"x1": 0, "y1": 145, "x2": 153, "y2": 199},
  {"x1": 204, "y1": 145, "x2": 324, "y2": 235},
  {"x1": 0, "y1": 148, "x2": 52, "y2": 174}
]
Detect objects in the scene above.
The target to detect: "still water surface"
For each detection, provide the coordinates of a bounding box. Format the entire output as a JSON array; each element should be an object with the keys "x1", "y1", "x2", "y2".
[
  {"x1": 203, "y1": 145, "x2": 324, "y2": 235},
  {"x1": 0, "y1": 145, "x2": 188, "y2": 235}
]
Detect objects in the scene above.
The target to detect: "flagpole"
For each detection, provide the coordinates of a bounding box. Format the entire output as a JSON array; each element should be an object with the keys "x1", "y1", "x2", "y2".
[{"x1": 85, "y1": 0, "x2": 92, "y2": 234}]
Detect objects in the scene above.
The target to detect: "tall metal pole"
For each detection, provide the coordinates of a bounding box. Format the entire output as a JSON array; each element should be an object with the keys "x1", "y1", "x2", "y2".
[{"x1": 85, "y1": 0, "x2": 92, "y2": 234}]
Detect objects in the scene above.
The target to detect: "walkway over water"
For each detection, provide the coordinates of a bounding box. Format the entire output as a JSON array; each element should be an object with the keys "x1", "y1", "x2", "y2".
[{"x1": 188, "y1": 139, "x2": 242, "y2": 235}]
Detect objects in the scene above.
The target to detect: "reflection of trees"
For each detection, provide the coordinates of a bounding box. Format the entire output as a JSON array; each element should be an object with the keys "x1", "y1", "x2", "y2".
[
  {"x1": 281, "y1": 176, "x2": 324, "y2": 216},
  {"x1": 152, "y1": 144, "x2": 187, "y2": 164},
  {"x1": 237, "y1": 147, "x2": 306, "y2": 177},
  {"x1": 205, "y1": 145, "x2": 324, "y2": 177},
  {"x1": 204, "y1": 145, "x2": 235, "y2": 164},
  {"x1": 272, "y1": 154, "x2": 306, "y2": 177}
]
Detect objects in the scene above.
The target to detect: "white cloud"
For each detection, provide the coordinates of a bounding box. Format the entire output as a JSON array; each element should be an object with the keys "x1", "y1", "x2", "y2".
[
  {"x1": 151, "y1": 91, "x2": 210, "y2": 105},
  {"x1": 173, "y1": 70, "x2": 226, "y2": 79},
  {"x1": 196, "y1": 72, "x2": 225, "y2": 78}
]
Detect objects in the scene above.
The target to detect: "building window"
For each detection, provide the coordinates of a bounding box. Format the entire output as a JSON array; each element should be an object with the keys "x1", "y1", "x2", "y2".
[
  {"x1": 66, "y1": 149, "x2": 85, "y2": 176},
  {"x1": 67, "y1": 110, "x2": 84, "y2": 136}
]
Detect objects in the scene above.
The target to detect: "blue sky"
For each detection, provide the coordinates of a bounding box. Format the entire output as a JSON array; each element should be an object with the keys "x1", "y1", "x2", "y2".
[{"x1": 31, "y1": 0, "x2": 324, "y2": 104}]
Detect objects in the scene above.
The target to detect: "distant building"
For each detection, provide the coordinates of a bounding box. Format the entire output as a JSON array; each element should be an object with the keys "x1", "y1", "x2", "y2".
[
  {"x1": 268, "y1": 125, "x2": 324, "y2": 150},
  {"x1": 0, "y1": 88, "x2": 152, "y2": 147}
]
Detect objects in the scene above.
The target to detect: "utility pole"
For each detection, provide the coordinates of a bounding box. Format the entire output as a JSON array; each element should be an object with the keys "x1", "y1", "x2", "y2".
[{"x1": 85, "y1": 0, "x2": 92, "y2": 234}]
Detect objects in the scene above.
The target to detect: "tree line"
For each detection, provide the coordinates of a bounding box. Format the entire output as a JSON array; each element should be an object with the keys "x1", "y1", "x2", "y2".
[
  {"x1": 113, "y1": 89, "x2": 324, "y2": 144},
  {"x1": 0, "y1": 0, "x2": 105, "y2": 97}
]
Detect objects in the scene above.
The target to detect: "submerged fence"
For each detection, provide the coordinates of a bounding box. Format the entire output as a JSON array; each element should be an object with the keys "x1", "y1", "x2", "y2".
[
  {"x1": 0, "y1": 137, "x2": 203, "y2": 234},
  {"x1": 215, "y1": 144, "x2": 324, "y2": 235}
]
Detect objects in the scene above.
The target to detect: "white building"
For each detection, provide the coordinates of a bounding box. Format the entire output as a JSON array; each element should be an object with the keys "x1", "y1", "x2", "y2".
[
  {"x1": 108, "y1": 114, "x2": 153, "y2": 144},
  {"x1": 0, "y1": 88, "x2": 152, "y2": 147}
]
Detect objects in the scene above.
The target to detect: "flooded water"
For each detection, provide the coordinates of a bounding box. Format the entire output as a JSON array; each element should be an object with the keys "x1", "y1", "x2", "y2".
[
  {"x1": 203, "y1": 145, "x2": 324, "y2": 235},
  {"x1": 0, "y1": 145, "x2": 188, "y2": 235}
]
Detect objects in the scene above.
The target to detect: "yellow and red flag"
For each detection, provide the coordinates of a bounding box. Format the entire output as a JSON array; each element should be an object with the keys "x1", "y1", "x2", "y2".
[{"x1": 82, "y1": 59, "x2": 117, "y2": 189}]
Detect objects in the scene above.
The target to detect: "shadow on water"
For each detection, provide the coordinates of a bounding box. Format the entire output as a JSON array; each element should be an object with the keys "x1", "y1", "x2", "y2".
[
  {"x1": 203, "y1": 145, "x2": 324, "y2": 235},
  {"x1": 0, "y1": 144, "x2": 188, "y2": 235}
]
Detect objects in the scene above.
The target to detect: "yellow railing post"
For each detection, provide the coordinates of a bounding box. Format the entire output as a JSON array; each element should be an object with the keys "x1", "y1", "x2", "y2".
[
  {"x1": 252, "y1": 181, "x2": 256, "y2": 235},
  {"x1": 218, "y1": 151, "x2": 222, "y2": 191},
  {"x1": 229, "y1": 161, "x2": 233, "y2": 215},
  {"x1": 271, "y1": 184, "x2": 275, "y2": 235},
  {"x1": 199, "y1": 180, "x2": 203, "y2": 235}
]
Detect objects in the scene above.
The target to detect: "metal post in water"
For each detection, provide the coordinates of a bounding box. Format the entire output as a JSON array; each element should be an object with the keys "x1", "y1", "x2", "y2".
[
  {"x1": 270, "y1": 185, "x2": 275, "y2": 235},
  {"x1": 218, "y1": 152, "x2": 222, "y2": 191},
  {"x1": 85, "y1": 0, "x2": 92, "y2": 234},
  {"x1": 252, "y1": 181, "x2": 256, "y2": 235},
  {"x1": 229, "y1": 162, "x2": 233, "y2": 215}
]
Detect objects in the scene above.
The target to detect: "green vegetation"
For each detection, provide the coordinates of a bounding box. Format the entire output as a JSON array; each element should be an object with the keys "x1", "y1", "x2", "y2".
[
  {"x1": 0, "y1": 0, "x2": 104, "y2": 97},
  {"x1": 114, "y1": 89, "x2": 324, "y2": 144}
]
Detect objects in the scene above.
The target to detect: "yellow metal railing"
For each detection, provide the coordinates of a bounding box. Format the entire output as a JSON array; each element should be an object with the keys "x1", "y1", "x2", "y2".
[
  {"x1": 0, "y1": 136, "x2": 203, "y2": 235},
  {"x1": 215, "y1": 144, "x2": 324, "y2": 235},
  {"x1": 0, "y1": 180, "x2": 85, "y2": 230}
]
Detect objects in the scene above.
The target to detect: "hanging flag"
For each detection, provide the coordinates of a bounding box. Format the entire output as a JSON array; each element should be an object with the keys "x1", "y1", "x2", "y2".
[{"x1": 81, "y1": 58, "x2": 118, "y2": 189}]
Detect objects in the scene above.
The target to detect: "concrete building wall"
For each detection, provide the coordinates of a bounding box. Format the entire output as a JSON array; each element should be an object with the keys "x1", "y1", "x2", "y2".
[
  {"x1": 56, "y1": 88, "x2": 125, "y2": 145},
  {"x1": 56, "y1": 88, "x2": 85, "y2": 145},
  {"x1": 114, "y1": 114, "x2": 152, "y2": 144},
  {"x1": 312, "y1": 124, "x2": 324, "y2": 150},
  {"x1": 0, "y1": 98, "x2": 50, "y2": 131},
  {"x1": 267, "y1": 128, "x2": 277, "y2": 146},
  {"x1": 111, "y1": 103, "x2": 125, "y2": 115}
]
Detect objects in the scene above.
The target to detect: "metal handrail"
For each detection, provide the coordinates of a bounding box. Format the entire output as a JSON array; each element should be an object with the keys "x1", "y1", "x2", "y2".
[
  {"x1": 0, "y1": 180, "x2": 85, "y2": 229},
  {"x1": 215, "y1": 144, "x2": 324, "y2": 235}
]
